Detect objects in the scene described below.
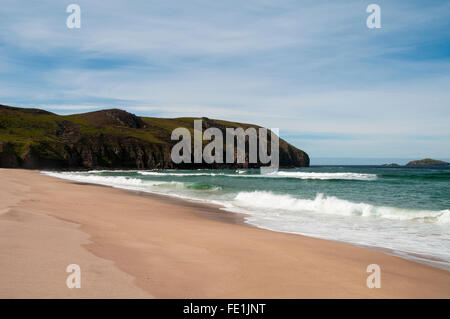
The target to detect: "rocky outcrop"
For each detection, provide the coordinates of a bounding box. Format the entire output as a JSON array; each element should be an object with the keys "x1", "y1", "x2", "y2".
[
  {"x1": 406, "y1": 158, "x2": 449, "y2": 167},
  {"x1": 0, "y1": 104, "x2": 309, "y2": 170},
  {"x1": 76, "y1": 109, "x2": 147, "y2": 129}
]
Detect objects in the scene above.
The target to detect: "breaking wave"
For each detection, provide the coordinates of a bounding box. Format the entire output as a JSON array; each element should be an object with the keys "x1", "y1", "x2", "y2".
[
  {"x1": 41, "y1": 172, "x2": 221, "y2": 192},
  {"x1": 137, "y1": 170, "x2": 377, "y2": 180},
  {"x1": 233, "y1": 191, "x2": 450, "y2": 224},
  {"x1": 263, "y1": 171, "x2": 377, "y2": 180}
]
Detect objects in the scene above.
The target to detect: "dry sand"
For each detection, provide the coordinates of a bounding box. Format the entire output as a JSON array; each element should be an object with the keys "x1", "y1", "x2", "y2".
[{"x1": 0, "y1": 169, "x2": 449, "y2": 298}]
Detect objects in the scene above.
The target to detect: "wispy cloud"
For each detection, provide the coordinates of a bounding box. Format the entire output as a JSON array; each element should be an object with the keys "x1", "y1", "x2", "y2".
[{"x1": 0, "y1": 0, "x2": 449, "y2": 158}]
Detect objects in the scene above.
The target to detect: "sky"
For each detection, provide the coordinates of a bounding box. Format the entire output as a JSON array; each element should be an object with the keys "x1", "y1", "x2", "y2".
[{"x1": 0, "y1": 0, "x2": 449, "y2": 162}]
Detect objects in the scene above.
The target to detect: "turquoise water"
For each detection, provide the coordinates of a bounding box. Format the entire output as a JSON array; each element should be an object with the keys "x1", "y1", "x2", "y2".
[{"x1": 43, "y1": 167, "x2": 450, "y2": 269}]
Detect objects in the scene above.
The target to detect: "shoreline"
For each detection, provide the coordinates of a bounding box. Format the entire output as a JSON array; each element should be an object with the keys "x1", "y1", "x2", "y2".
[
  {"x1": 1, "y1": 169, "x2": 449, "y2": 298},
  {"x1": 139, "y1": 189, "x2": 450, "y2": 272},
  {"x1": 57, "y1": 173, "x2": 450, "y2": 272}
]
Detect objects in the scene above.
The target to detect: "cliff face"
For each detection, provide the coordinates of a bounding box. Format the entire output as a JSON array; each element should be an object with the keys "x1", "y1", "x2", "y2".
[{"x1": 0, "y1": 105, "x2": 309, "y2": 170}]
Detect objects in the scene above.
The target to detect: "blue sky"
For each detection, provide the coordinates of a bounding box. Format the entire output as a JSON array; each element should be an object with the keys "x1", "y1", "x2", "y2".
[{"x1": 1, "y1": 0, "x2": 449, "y2": 160}]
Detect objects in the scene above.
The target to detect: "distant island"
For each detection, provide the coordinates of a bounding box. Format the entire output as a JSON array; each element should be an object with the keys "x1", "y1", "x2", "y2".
[
  {"x1": 0, "y1": 104, "x2": 309, "y2": 169},
  {"x1": 381, "y1": 159, "x2": 449, "y2": 167},
  {"x1": 406, "y1": 158, "x2": 450, "y2": 167}
]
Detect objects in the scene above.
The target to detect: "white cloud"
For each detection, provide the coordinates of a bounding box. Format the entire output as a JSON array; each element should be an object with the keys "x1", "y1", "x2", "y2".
[{"x1": 1, "y1": 0, "x2": 449, "y2": 158}]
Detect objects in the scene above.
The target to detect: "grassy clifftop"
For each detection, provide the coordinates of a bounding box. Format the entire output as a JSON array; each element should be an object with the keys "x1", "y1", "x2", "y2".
[{"x1": 0, "y1": 104, "x2": 309, "y2": 169}]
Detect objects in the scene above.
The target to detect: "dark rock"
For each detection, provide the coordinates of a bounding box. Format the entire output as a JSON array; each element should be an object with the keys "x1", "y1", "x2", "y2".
[
  {"x1": 381, "y1": 163, "x2": 400, "y2": 167},
  {"x1": 0, "y1": 104, "x2": 309, "y2": 170},
  {"x1": 406, "y1": 158, "x2": 450, "y2": 167}
]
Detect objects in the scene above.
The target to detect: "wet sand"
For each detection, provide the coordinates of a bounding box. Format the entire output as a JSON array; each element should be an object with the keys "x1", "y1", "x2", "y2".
[{"x1": 0, "y1": 169, "x2": 449, "y2": 298}]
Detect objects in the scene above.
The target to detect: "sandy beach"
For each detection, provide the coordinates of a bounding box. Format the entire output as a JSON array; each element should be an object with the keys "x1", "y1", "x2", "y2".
[{"x1": 0, "y1": 169, "x2": 449, "y2": 298}]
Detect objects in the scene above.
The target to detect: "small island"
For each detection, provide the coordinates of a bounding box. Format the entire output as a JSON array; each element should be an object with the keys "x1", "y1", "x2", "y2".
[
  {"x1": 381, "y1": 163, "x2": 400, "y2": 167},
  {"x1": 406, "y1": 158, "x2": 450, "y2": 167}
]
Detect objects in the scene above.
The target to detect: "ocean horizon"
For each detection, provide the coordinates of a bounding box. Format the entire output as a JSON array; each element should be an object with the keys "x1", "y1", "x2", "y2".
[{"x1": 311, "y1": 158, "x2": 450, "y2": 166}]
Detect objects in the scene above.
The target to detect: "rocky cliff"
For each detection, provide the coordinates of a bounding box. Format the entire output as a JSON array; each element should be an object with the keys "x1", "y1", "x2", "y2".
[
  {"x1": 0, "y1": 104, "x2": 309, "y2": 169},
  {"x1": 406, "y1": 158, "x2": 449, "y2": 167}
]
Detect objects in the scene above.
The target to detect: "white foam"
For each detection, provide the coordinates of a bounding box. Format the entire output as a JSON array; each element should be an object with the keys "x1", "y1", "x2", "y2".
[
  {"x1": 86, "y1": 169, "x2": 134, "y2": 173},
  {"x1": 265, "y1": 171, "x2": 377, "y2": 180},
  {"x1": 227, "y1": 191, "x2": 450, "y2": 267},
  {"x1": 41, "y1": 171, "x2": 222, "y2": 193},
  {"x1": 43, "y1": 171, "x2": 145, "y2": 186},
  {"x1": 138, "y1": 171, "x2": 223, "y2": 177},
  {"x1": 437, "y1": 210, "x2": 450, "y2": 224},
  {"x1": 137, "y1": 170, "x2": 377, "y2": 180},
  {"x1": 233, "y1": 191, "x2": 450, "y2": 224}
]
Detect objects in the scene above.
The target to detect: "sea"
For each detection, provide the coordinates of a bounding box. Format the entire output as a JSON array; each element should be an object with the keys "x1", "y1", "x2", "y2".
[{"x1": 42, "y1": 166, "x2": 450, "y2": 270}]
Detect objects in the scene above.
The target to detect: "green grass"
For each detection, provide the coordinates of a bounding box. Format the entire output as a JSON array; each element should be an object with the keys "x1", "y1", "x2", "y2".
[{"x1": 0, "y1": 104, "x2": 309, "y2": 167}]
